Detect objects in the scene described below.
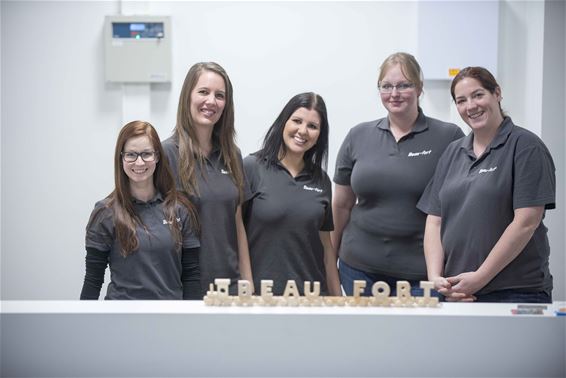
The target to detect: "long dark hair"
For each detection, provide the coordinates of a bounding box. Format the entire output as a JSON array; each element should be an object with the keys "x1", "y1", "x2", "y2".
[
  {"x1": 173, "y1": 62, "x2": 245, "y2": 202},
  {"x1": 88, "y1": 121, "x2": 198, "y2": 257},
  {"x1": 256, "y1": 92, "x2": 329, "y2": 182}
]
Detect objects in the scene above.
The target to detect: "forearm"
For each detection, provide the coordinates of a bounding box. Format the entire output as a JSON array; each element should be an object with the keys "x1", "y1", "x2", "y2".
[
  {"x1": 423, "y1": 215, "x2": 444, "y2": 280},
  {"x1": 182, "y1": 247, "x2": 201, "y2": 300},
  {"x1": 80, "y1": 247, "x2": 109, "y2": 300},
  {"x1": 235, "y1": 205, "x2": 254, "y2": 289},
  {"x1": 475, "y1": 207, "x2": 544, "y2": 286},
  {"x1": 320, "y1": 232, "x2": 342, "y2": 296}
]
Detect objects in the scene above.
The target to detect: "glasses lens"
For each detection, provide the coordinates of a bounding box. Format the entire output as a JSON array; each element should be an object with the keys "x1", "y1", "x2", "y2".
[
  {"x1": 141, "y1": 152, "x2": 155, "y2": 162},
  {"x1": 123, "y1": 152, "x2": 138, "y2": 162},
  {"x1": 379, "y1": 84, "x2": 394, "y2": 93}
]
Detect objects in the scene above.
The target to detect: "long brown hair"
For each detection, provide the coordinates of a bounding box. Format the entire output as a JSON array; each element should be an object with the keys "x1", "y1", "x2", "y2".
[
  {"x1": 89, "y1": 121, "x2": 198, "y2": 257},
  {"x1": 173, "y1": 62, "x2": 244, "y2": 201}
]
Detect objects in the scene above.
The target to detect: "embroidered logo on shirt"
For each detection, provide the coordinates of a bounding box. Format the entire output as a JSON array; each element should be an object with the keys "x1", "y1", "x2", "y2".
[
  {"x1": 163, "y1": 217, "x2": 182, "y2": 225},
  {"x1": 479, "y1": 167, "x2": 498, "y2": 174},
  {"x1": 407, "y1": 150, "x2": 432, "y2": 157},
  {"x1": 220, "y1": 169, "x2": 229, "y2": 174},
  {"x1": 303, "y1": 185, "x2": 323, "y2": 193}
]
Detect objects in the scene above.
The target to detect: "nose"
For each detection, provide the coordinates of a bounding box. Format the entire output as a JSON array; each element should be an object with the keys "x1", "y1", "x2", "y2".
[
  {"x1": 465, "y1": 99, "x2": 477, "y2": 112},
  {"x1": 204, "y1": 94, "x2": 217, "y2": 105},
  {"x1": 390, "y1": 86, "x2": 400, "y2": 96},
  {"x1": 297, "y1": 123, "x2": 308, "y2": 135},
  {"x1": 134, "y1": 155, "x2": 145, "y2": 165}
]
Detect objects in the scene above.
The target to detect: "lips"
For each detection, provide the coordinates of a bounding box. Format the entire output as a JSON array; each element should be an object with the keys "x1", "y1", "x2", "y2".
[
  {"x1": 468, "y1": 111, "x2": 484, "y2": 119},
  {"x1": 293, "y1": 135, "x2": 307, "y2": 145},
  {"x1": 200, "y1": 107, "x2": 216, "y2": 118}
]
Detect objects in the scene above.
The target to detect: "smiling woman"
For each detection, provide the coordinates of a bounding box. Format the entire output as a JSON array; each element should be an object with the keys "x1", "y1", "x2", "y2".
[
  {"x1": 243, "y1": 92, "x2": 341, "y2": 296},
  {"x1": 80, "y1": 121, "x2": 200, "y2": 300},
  {"x1": 418, "y1": 67, "x2": 556, "y2": 303},
  {"x1": 161, "y1": 62, "x2": 252, "y2": 297},
  {"x1": 331, "y1": 52, "x2": 464, "y2": 297}
]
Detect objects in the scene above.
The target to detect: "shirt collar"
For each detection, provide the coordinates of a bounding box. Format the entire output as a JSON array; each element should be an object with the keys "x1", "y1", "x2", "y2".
[
  {"x1": 458, "y1": 117, "x2": 514, "y2": 157},
  {"x1": 132, "y1": 192, "x2": 164, "y2": 205},
  {"x1": 275, "y1": 160, "x2": 312, "y2": 179},
  {"x1": 376, "y1": 107, "x2": 428, "y2": 134}
]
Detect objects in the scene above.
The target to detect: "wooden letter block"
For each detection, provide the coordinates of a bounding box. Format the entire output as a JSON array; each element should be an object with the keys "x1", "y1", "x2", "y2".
[
  {"x1": 395, "y1": 280, "x2": 413, "y2": 306},
  {"x1": 304, "y1": 281, "x2": 321, "y2": 298}
]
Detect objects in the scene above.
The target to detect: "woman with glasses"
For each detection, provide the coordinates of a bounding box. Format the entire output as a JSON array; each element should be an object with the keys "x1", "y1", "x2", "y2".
[
  {"x1": 417, "y1": 67, "x2": 555, "y2": 303},
  {"x1": 332, "y1": 52, "x2": 464, "y2": 296},
  {"x1": 80, "y1": 121, "x2": 200, "y2": 300},
  {"x1": 162, "y1": 62, "x2": 252, "y2": 296},
  {"x1": 243, "y1": 92, "x2": 341, "y2": 296}
]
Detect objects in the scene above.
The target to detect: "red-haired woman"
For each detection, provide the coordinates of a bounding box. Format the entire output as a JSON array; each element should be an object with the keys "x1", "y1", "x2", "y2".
[{"x1": 80, "y1": 121, "x2": 200, "y2": 300}]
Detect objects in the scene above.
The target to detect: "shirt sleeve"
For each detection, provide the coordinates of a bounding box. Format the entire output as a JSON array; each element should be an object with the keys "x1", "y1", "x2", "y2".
[
  {"x1": 85, "y1": 201, "x2": 115, "y2": 251},
  {"x1": 513, "y1": 141, "x2": 556, "y2": 210},
  {"x1": 333, "y1": 129, "x2": 354, "y2": 186},
  {"x1": 238, "y1": 151, "x2": 253, "y2": 203},
  {"x1": 417, "y1": 149, "x2": 452, "y2": 216},
  {"x1": 177, "y1": 203, "x2": 200, "y2": 249},
  {"x1": 320, "y1": 173, "x2": 334, "y2": 231},
  {"x1": 243, "y1": 154, "x2": 259, "y2": 196}
]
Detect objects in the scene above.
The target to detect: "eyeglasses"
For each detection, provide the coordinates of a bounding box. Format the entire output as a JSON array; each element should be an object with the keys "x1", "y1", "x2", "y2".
[
  {"x1": 378, "y1": 82, "x2": 415, "y2": 93},
  {"x1": 121, "y1": 151, "x2": 157, "y2": 163}
]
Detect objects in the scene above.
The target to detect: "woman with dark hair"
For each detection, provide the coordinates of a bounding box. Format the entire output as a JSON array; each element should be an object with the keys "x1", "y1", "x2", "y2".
[
  {"x1": 332, "y1": 52, "x2": 464, "y2": 296},
  {"x1": 243, "y1": 92, "x2": 341, "y2": 296},
  {"x1": 418, "y1": 66, "x2": 556, "y2": 303},
  {"x1": 162, "y1": 62, "x2": 252, "y2": 296},
  {"x1": 81, "y1": 121, "x2": 200, "y2": 300}
]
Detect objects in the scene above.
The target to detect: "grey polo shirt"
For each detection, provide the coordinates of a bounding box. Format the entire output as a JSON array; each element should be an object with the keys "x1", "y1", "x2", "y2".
[
  {"x1": 162, "y1": 136, "x2": 251, "y2": 295},
  {"x1": 334, "y1": 110, "x2": 464, "y2": 279},
  {"x1": 417, "y1": 117, "x2": 556, "y2": 294},
  {"x1": 244, "y1": 155, "x2": 334, "y2": 295},
  {"x1": 85, "y1": 193, "x2": 200, "y2": 300}
]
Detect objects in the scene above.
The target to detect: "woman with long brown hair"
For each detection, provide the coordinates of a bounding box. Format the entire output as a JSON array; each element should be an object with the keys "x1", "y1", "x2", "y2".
[
  {"x1": 80, "y1": 121, "x2": 200, "y2": 300},
  {"x1": 162, "y1": 62, "x2": 252, "y2": 296}
]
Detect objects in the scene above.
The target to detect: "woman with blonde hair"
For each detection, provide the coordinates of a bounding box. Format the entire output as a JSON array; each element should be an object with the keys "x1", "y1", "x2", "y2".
[
  {"x1": 81, "y1": 121, "x2": 200, "y2": 300},
  {"x1": 332, "y1": 52, "x2": 464, "y2": 296},
  {"x1": 162, "y1": 62, "x2": 252, "y2": 295}
]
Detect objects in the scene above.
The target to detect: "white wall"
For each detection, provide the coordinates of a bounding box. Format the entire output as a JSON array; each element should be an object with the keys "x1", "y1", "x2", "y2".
[{"x1": 1, "y1": 1, "x2": 564, "y2": 300}]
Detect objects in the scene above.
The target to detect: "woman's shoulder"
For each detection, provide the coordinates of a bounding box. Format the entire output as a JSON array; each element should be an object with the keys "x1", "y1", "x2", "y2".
[
  {"x1": 87, "y1": 197, "x2": 114, "y2": 230},
  {"x1": 424, "y1": 116, "x2": 464, "y2": 136}
]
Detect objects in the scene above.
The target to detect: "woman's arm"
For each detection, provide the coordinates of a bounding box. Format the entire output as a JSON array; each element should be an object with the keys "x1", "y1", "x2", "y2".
[
  {"x1": 182, "y1": 247, "x2": 201, "y2": 300},
  {"x1": 423, "y1": 215, "x2": 474, "y2": 301},
  {"x1": 80, "y1": 247, "x2": 109, "y2": 300},
  {"x1": 448, "y1": 206, "x2": 544, "y2": 296},
  {"x1": 235, "y1": 204, "x2": 254, "y2": 293},
  {"x1": 330, "y1": 184, "x2": 356, "y2": 253},
  {"x1": 320, "y1": 231, "x2": 342, "y2": 296}
]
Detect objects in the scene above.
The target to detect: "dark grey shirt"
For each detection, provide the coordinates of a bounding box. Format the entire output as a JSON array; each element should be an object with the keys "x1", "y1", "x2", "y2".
[
  {"x1": 85, "y1": 193, "x2": 199, "y2": 299},
  {"x1": 334, "y1": 110, "x2": 464, "y2": 279},
  {"x1": 417, "y1": 117, "x2": 555, "y2": 294},
  {"x1": 244, "y1": 155, "x2": 333, "y2": 295},
  {"x1": 162, "y1": 136, "x2": 250, "y2": 295}
]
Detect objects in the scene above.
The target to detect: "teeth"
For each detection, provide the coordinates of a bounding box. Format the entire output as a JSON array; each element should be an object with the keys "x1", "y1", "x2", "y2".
[
  {"x1": 294, "y1": 135, "x2": 306, "y2": 144},
  {"x1": 469, "y1": 111, "x2": 484, "y2": 119},
  {"x1": 201, "y1": 108, "x2": 215, "y2": 117}
]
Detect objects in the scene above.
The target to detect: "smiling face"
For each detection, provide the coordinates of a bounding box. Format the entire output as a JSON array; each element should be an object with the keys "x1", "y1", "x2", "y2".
[
  {"x1": 379, "y1": 63, "x2": 420, "y2": 116},
  {"x1": 282, "y1": 107, "x2": 321, "y2": 159},
  {"x1": 122, "y1": 135, "x2": 157, "y2": 187},
  {"x1": 454, "y1": 77, "x2": 503, "y2": 133},
  {"x1": 189, "y1": 70, "x2": 227, "y2": 129}
]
